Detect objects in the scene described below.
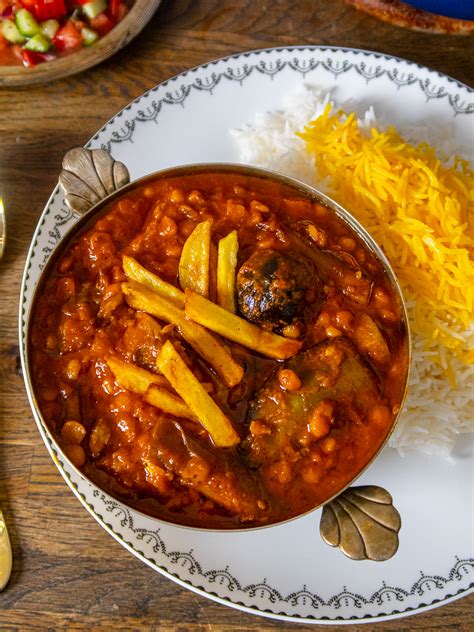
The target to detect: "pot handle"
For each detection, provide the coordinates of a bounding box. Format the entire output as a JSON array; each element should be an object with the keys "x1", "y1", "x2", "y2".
[
  {"x1": 59, "y1": 148, "x2": 130, "y2": 215},
  {"x1": 320, "y1": 485, "x2": 401, "y2": 561}
]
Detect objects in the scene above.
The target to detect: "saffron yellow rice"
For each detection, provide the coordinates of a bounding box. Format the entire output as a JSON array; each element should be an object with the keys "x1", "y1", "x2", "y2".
[{"x1": 233, "y1": 88, "x2": 473, "y2": 457}]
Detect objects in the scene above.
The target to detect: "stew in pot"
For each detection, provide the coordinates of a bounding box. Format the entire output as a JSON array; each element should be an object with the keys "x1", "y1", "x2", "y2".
[{"x1": 29, "y1": 171, "x2": 408, "y2": 528}]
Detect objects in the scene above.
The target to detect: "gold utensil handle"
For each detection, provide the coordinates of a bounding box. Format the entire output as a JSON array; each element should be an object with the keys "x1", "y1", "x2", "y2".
[
  {"x1": 0, "y1": 196, "x2": 5, "y2": 261},
  {"x1": 0, "y1": 509, "x2": 12, "y2": 590}
]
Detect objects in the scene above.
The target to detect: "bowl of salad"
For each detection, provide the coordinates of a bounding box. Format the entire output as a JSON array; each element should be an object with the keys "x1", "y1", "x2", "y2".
[{"x1": 0, "y1": 0, "x2": 162, "y2": 86}]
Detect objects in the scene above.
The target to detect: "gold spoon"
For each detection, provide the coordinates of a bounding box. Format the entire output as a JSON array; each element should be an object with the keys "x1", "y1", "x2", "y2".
[
  {"x1": 0, "y1": 509, "x2": 12, "y2": 590},
  {"x1": 0, "y1": 196, "x2": 7, "y2": 582},
  {"x1": 0, "y1": 200, "x2": 11, "y2": 590},
  {"x1": 0, "y1": 195, "x2": 5, "y2": 260}
]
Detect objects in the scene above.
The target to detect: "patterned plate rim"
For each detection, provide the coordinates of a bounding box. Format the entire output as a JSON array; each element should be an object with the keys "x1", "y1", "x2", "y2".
[{"x1": 19, "y1": 45, "x2": 474, "y2": 624}]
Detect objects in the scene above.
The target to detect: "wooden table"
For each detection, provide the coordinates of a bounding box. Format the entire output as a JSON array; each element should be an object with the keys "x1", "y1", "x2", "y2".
[{"x1": 0, "y1": 1, "x2": 472, "y2": 629}]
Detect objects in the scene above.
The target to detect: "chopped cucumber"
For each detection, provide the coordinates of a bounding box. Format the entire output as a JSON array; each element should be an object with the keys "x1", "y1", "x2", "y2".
[
  {"x1": 81, "y1": 27, "x2": 99, "y2": 46},
  {"x1": 41, "y1": 19, "x2": 60, "y2": 40},
  {"x1": 81, "y1": 0, "x2": 108, "y2": 20},
  {"x1": 23, "y1": 33, "x2": 52, "y2": 53},
  {"x1": 2, "y1": 19, "x2": 27, "y2": 44},
  {"x1": 15, "y1": 8, "x2": 40, "y2": 38}
]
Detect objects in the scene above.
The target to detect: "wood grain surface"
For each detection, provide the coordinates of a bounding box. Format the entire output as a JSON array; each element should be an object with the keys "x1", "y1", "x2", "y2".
[{"x1": 0, "y1": 1, "x2": 472, "y2": 629}]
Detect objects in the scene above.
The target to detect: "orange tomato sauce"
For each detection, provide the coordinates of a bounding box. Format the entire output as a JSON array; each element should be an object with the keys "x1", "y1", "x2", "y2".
[{"x1": 29, "y1": 172, "x2": 408, "y2": 528}]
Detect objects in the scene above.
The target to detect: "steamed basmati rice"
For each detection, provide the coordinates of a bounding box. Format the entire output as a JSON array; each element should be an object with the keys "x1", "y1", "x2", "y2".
[{"x1": 232, "y1": 86, "x2": 473, "y2": 458}]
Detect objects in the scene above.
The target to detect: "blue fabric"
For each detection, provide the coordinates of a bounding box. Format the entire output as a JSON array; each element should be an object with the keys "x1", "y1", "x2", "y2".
[{"x1": 406, "y1": 0, "x2": 474, "y2": 20}]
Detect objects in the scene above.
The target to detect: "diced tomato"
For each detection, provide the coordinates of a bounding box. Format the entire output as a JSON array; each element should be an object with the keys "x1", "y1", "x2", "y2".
[
  {"x1": 53, "y1": 20, "x2": 82, "y2": 51},
  {"x1": 89, "y1": 12, "x2": 115, "y2": 36},
  {"x1": 70, "y1": 17, "x2": 87, "y2": 32},
  {"x1": 21, "y1": 48, "x2": 51, "y2": 67},
  {"x1": 11, "y1": 43, "x2": 24, "y2": 61},
  {"x1": 20, "y1": 0, "x2": 67, "y2": 21},
  {"x1": 0, "y1": 1, "x2": 14, "y2": 18},
  {"x1": 0, "y1": 29, "x2": 7, "y2": 50},
  {"x1": 19, "y1": 0, "x2": 34, "y2": 10},
  {"x1": 108, "y1": 0, "x2": 128, "y2": 22}
]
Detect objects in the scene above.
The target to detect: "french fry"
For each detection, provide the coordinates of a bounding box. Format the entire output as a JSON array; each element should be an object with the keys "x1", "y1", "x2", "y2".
[
  {"x1": 144, "y1": 386, "x2": 196, "y2": 421},
  {"x1": 208, "y1": 241, "x2": 218, "y2": 303},
  {"x1": 184, "y1": 289, "x2": 303, "y2": 360},
  {"x1": 157, "y1": 340, "x2": 240, "y2": 448},
  {"x1": 179, "y1": 220, "x2": 212, "y2": 297},
  {"x1": 107, "y1": 356, "x2": 168, "y2": 392},
  {"x1": 123, "y1": 255, "x2": 185, "y2": 307},
  {"x1": 122, "y1": 281, "x2": 244, "y2": 388},
  {"x1": 107, "y1": 356, "x2": 195, "y2": 421},
  {"x1": 217, "y1": 230, "x2": 238, "y2": 313}
]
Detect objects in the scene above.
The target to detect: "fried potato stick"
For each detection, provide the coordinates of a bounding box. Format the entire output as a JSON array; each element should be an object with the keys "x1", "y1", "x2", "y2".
[
  {"x1": 123, "y1": 255, "x2": 185, "y2": 307},
  {"x1": 179, "y1": 220, "x2": 212, "y2": 297},
  {"x1": 122, "y1": 281, "x2": 244, "y2": 387},
  {"x1": 106, "y1": 356, "x2": 195, "y2": 421},
  {"x1": 144, "y1": 386, "x2": 196, "y2": 421},
  {"x1": 217, "y1": 230, "x2": 238, "y2": 313},
  {"x1": 185, "y1": 289, "x2": 303, "y2": 360},
  {"x1": 157, "y1": 340, "x2": 240, "y2": 448},
  {"x1": 107, "y1": 355, "x2": 167, "y2": 392}
]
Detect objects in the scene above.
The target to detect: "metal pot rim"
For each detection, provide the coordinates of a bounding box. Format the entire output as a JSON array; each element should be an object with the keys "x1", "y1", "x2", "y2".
[{"x1": 22, "y1": 159, "x2": 411, "y2": 541}]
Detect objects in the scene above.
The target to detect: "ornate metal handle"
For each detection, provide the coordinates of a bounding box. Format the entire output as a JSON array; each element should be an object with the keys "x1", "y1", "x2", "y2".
[
  {"x1": 59, "y1": 147, "x2": 130, "y2": 215},
  {"x1": 320, "y1": 485, "x2": 401, "y2": 561}
]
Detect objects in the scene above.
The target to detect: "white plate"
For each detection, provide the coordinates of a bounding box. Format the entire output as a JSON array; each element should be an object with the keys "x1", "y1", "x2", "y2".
[{"x1": 20, "y1": 46, "x2": 474, "y2": 624}]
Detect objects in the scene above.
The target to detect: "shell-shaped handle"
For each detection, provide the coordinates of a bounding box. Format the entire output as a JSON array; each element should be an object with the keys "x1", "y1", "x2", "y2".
[
  {"x1": 59, "y1": 147, "x2": 130, "y2": 215},
  {"x1": 320, "y1": 485, "x2": 401, "y2": 561}
]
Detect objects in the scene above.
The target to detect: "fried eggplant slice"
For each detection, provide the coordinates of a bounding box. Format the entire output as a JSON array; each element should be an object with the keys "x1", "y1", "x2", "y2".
[
  {"x1": 153, "y1": 418, "x2": 267, "y2": 522},
  {"x1": 243, "y1": 338, "x2": 381, "y2": 467},
  {"x1": 288, "y1": 229, "x2": 373, "y2": 306}
]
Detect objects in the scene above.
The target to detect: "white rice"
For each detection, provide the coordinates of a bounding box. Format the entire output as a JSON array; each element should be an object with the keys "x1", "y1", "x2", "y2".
[{"x1": 231, "y1": 85, "x2": 474, "y2": 459}]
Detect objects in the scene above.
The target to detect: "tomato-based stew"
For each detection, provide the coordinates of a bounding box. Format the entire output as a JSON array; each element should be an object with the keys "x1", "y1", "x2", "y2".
[{"x1": 29, "y1": 171, "x2": 408, "y2": 528}]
